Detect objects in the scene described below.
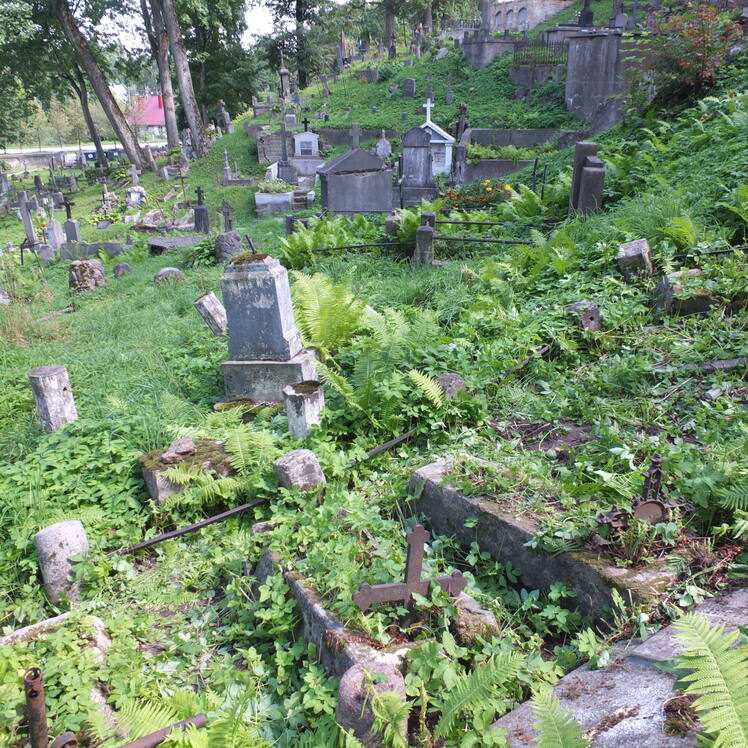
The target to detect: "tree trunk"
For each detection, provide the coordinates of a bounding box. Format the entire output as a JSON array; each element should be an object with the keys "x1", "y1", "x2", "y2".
[
  {"x1": 159, "y1": 0, "x2": 209, "y2": 157},
  {"x1": 383, "y1": 0, "x2": 398, "y2": 48},
  {"x1": 73, "y1": 70, "x2": 108, "y2": 167},
  {"x1": 295, "y1": 0, "x2": 307, "y2": 88},
  {"x1": 421, "y1": 0, "x2": 433, "y2": 31},
  {"x1": 52, "y1": 0, "x2": 144, "y2": 168},
  {"x1": 145, "y1": 0, "x2": 181, "y2": 149},
  {"x1": 199, "y1": 60, "x2": 208, "y2": 127}
]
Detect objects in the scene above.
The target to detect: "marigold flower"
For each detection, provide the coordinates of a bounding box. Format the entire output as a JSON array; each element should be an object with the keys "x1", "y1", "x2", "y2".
[
  {"x1": 504, "y1": 184, "x2": 512, "y2": 191},
  {"x1": 486, "y1": 187, "x2": 492, "y2": 192}
]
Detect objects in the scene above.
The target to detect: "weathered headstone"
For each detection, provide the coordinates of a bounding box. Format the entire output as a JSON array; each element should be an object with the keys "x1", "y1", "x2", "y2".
[
  {"x1": 279, "y1": 55, "x2": 291, "y2": 100},
  {"x1": 221, "y1": 255, "x2": 317, "y2": 402},
  {"x1": 126, "y1": 186, "x2": 147, "y2": 208},
  {"x1": 46, "y1": 219, "x2": 64, "y2": 251},
  {"x1": 215, "y1": 230, "x2": 243, "y2": 264},
  {"x1": 218, "y1": 99, "x2": 234, "y2": 134},
  {"x1": 222, "y1": 149, "x2": 233, "y2": 184},
  {"x1": 402, "y1": 78, "x2": 416, "y2": 98},
  {"x1": 194, "y1": 186, "x2": 210, "y2": 234},
  {"x1": 69, "y1": 259, "x2": 106, "y2": 292},
  {"x1": 576, "y1": 156, "x2": 605, "y2": 214},
  {"x1": 569, "y1": 141, "x2": 599, "y2": 214},
  {"x1": 351, "y1": 123, "x2": 361, "y2": 150},
  {"x1": 321, "y1": 74, "x2": 330, "y2": 99},
  {"x1": 566, "y1": 300, "x2": 602, "y2": 331},
  {"x1": 375, "y1": 130, "x2": 392, "y2": 159},
  {"x1": 35, "y1": 521, "x2": 89, "y2": 603},
  {"x1": 129, "y1": 163, "x2": 140, "y2": 186},
  {"x1": 617, "y1": 238, "x2": 653, "y2": 281},
  {"x1": 27, "y1": 365, "x2": 78, "y2": 433},
  {"x1": 18, "y1": 191, "x2": 37, "y2": 246}
]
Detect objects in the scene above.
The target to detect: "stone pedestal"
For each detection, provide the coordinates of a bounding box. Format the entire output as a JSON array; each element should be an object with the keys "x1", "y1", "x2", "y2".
[
  {"x1": 27, "y1": 365, "x2": 78, "y2": 432},
  {"x1": 34, "y1": 521, "x2": 89, "y2": 603},
  {"x1": 412, "y1": 225, "x2": 434, "y2": 265},
  {"x1": 222, "y1": 350, "x2": 317, "y2": 403},
  {"x1": 283, "y1": 381, "x2": 325, "y2": 438}
]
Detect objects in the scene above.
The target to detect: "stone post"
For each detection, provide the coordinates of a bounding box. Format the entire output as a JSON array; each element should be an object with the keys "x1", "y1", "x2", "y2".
[
  {"x1": 617, "y1": 238, "x2": 653, "y2": 281},
  {"x1": 420, "y1": 211, "x2": 436, "y2": 228},
  {"x1": 283, "y1": 381, "x2": 325, "y2": 438},
  {"x1": 566, "y1": 300, "x2": 602, "y2": 331},
  {"x1": 194, "y1": 292, "x2": 227, "y2": 336},
  {"x1": 412, "y1": 225, "x2": 434, "y2": 265},
  {"x1": 27, "y1": 365, "x2": 78, "y2": 432},
  {"x1": 569, "y1": 141, "x2": 598, "y2": 214},
  {"x1": 34, "y1": 521, "x2": 89, "y2": 603},
  {"x1": 577, "y1": 156, "x2": 605, "y2": 214}
]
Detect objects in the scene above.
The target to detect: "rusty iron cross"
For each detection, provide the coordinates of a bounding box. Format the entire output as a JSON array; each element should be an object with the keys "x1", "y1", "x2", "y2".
[{"x1": 352, "y1": 525, "x2": 466, "y2": 612}]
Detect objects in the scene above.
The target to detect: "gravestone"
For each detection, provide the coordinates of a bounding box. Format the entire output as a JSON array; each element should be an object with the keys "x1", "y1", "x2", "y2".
[
  {"x1": 351, "y1": 123, "x2": 361, "y2": 149},
  {"x1": 375, "y1": 130, "x2": 392, "y2": 159},
  {"x1": 617, "y1": 239, "x2": 653, "y2": 281},
  {"x1": 218, "y1": 99, "x2": 234, "y2": 133},
  {"x1": 293, "y1": 131, "x2": 320, "y2": 158},
  {"x1": 277, "y1": 124, "x2": 298, "y2": 185},
  {"x1": 273, "y1": 449, "x2": 326, "y2": 491},
  {"x1": 194, "y1": 292, "x2": 227, "y2": 336},
  {"x1": 144, "y1": 145, "x2": 158, "y2": 171},
  {"x1": 35, "y1": 521, "x2": 89, "y2": 603},
  {"x1": 159, "y1": 166, "x2": 170, "y2": 181},
  {"x1": 27, "y1": 365, "x2": 78, "y2": 433},
  {"x1": 18, "y1": 191, "x2": 37, "y2": 246},
  {"x1": 569, "y1": 141, "x2": 599, "y2": 214},
  {"x1": 576, "y1": 157, "x2": 605, "y2": 214},
  {"x1": 399, "y1": 127, "x2": 437, "y2": 206},
  {"x1": 283, "y1": 381, "x2": 325, "y2": 438},
  {"x1": 317, "y1": 149, "x2": 392, "y2": 214},
  {"x1": 194, "y1": 186, "x2": 210, "y2": 234},
  {"x1": 285, "y1": 113, "x2": 297, "y2": 128},
  {"x1": 220, "y1": 201, "x2": 233, "y2": 232},
  {"x1": 46, "y1": 219, "x2": 64, "y2": 251},
  {"x1": 0, "y1": 172, "x2": 9, "y2": 194},
  {"x1": 424, "y1": 73, "x2": 434, "y2": 102},
  {"x1": 64, "y1": 219, "x2": 82, "y2": 242},
  {"x1": 221, "y1": 255, "x2": 317, "y2": 402},
  {"x1": 114, "y1": 263, "x2": 131, "y2": 278},
  {"x1": 222, "y1": 149, "x2": 232, "y2": 184},
  {"x1": 154, "y1": 267, "x2": 186, "y2": 283},
  {"x1": 215, "y1": 230, "x2": 243, "y2": 264},
  {"x1": 34, "y1": 174, "x2": 44, "y2": 193},
  {"x1": 129, "y1": 163, "x2": 140, "y2": 186},
  {"x1": 126, "y1": 186, "x2": 147, "y2": 208},
  {"x1": 403, "y1": 78, "x2": 416, "y2": 98},
  {"x1": 321, "y1": 74, "x2": 330, "y2": 99}
]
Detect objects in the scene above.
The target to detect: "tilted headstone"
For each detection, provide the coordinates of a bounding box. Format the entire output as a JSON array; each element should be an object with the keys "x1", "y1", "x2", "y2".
[
  {"x1": 220, "y1": 255, "x2": 317, "y2": 402},
  {"x1": 218, "y1": 99, "x2": 234, "y2": 134},
  {"x1": 194, "y1": 292, "x2": 227, "y2": 336},
  {"x1": 46, "y1": 219, "x2": 64, "y2": 251},
  {"x1": 18, "y1": 191, "x2": 37, "y2": 245},
  {"x1": 27, "y1": 365, "x2": 78, "y2": 433},
  {"x1": 375, "y1": 130, "x2": 392, "y2": 159},
  {"x1": 403, "y1": 78, "x2": 416, "y2": 98},
  {"x1": 321, "y1": 74, "x2": 330, "y2": 98},
  {"x1": 0, "y1": 173, "x2": 9, "y2": 194},
  {"x1": 617, "y1": 239, "x2": 653, "y2": 281}
]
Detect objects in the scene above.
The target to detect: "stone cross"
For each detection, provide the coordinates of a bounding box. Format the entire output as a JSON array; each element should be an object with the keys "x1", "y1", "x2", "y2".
[
  {"x1": 302, "y1": 117, "x2": 311, "y2": 132},
  {"x1": 18, "y1": 191, "x2": 37, "y2": 245},
  {"x1": 352, "y1": 525, "x2": 467, "y2": 612},
  {"x1": 196, "y1": 186, "x2": 205, "y2": 206},
  {"x1": 129, "y1": 163, "x2": 140, "y2": 186},
  {"x1": 423, "y1": 99, "x2": 434, "y2": 123},
  {"x1": 220, "y1": 200, "x2": 233, "y2": 232},
  {"x1": 280, "y1": 123, "x2": 290, "y2": 163},
  {"x1": 224, "y1": 149, "x2": 231, "y2": 170}
]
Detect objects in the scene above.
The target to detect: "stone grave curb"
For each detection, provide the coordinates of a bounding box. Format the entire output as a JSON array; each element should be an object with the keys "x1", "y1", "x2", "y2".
[
  {"x1": 492, "y1": 587, "x2": 747, "y2": 746},
  {"x1": 252, "y1": 549, "x2": 413, "y2": 677},
  {"x1": 408, "y1": 459, "x2": 676, "y2": 620}
]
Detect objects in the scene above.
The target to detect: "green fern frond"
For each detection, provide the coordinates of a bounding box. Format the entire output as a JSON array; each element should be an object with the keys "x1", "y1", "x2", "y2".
[
  {"x1": 733, "y1": 510, "x2": 748, "y2": 540},
  {"x1": 674, "y1": 613, "x2": 748, "y2": 748},
  {"x1": 719, "y1": 484, "x2": 748, "y2": 512},
  {"x1": 161, "y1": 463, "x2": 205, "y2": 486},
  {"x1": 371, "y1": 691, "x2": 409, "y2": 748},
  {"x1": 407, "y1": 369, "x2": 445, "y2": 409},
  {"x1": 113, "y1": 699, "x2": 181, "y2": 740},
  {"x1": 225, "y1": 426, "x2": 279, "y2": 474},
  {"x1": 435, "y1": 653, "x2": 522, "y2": 738},
  {"x1": 316, "y1": 360, "x2": 362, "y2": 411},
  {"x1": 531, "y1": 687, "x2": 587, "y2": 748}
]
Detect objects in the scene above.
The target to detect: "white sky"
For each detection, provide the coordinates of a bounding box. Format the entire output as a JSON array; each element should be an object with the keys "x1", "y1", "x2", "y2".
[{"x1": 243, "y1": 3, "x2": 278, "y2": 45}]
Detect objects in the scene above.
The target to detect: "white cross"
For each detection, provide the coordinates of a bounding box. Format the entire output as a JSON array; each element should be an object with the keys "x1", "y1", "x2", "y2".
[{"x1": 423, "y1": 99, "x2": 434, "y2": 123}]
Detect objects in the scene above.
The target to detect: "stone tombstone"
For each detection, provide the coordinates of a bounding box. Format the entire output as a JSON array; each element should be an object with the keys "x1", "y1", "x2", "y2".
[
  {"x1": 293, "y1": 131, "x2": 320, "y2": 158},
  {"x1": 35, "y1": 521, "x2": 89, "y2": 603},
  {"x1": 321, "y1": 74, "x2": 330, "y2": 99},
  {"x1": 159, "y1": 166, "x2": 171, "y2": 182},
  {"x1": 154, "y1": 267, "x2": 187, "y2": 283},
  {"x1": 126, "y1": 186, "x2": 147, "y2": 209},
  {"x1": 129, "y1": 163, "x2": 140, "y2": 186},
  {"x1": 64, "y1": 219, "x2": 82, "y2": 243},
  {"x1": 18, "y1": 191, "x2": 37, "y2": 245},
  {"x1": 221, "y1": 256, "x2": 317, "y2": 402},
  {"x1": 194, "y1": 186, "x2": 210, "y2": 234},
  {"x1": 218, "y1": 99, "x2": 234, "y2": 134},
  {"x1": 43, "y1": 219, "x2": 62, "y2": 249},
  {"x1": 194, "y1": 292, "x2": 227, "y2": 336},
  {"x1": 425, "y1": 73, "x2": 434, "y2": 102},
  {"x1": 285, "y1": 113, "x2": 297, "y2": 128},
  {"x1": 27, "y1": 365, "x2": 78, "y2": 433},
  {"x1": 0, "y1": 172, "x2": 9, "y2": 194},
  {"x1": 617, "y1": 238, "x2": 653, "y2": 281},
  {"x1": 566, "y1": 300, "x2": 602, "y2": 332},
  {"x1": 34, "y1": 174, "x2": 44, "y2": 193},
  {"x1": 401, "y1": 127, "x2": 434, "y2": 186},
  {"x1": 215, "y1": 230, "x2": 244, "y2": 264},
  {"x1": 222, "y1": 149, "x2": 232, "y2": 183},
  {"x1": 114, "y1": 262, "x2": 131, "y2": 278},
  {"x1": 569, "y1": 141, "x2": 599, "y2": 214},
  {"x1": 283, "y1": 381, "x2": 325, "y2": 438},
  {"x1": 52, "y1": 191, "x2": 65, "y2": 210},
  {"x1": 69, "y1": 259, "x2": 106, "y2": 292},
  {"x1": 576, "y1": 156, "x2": 605, "y2": 215},
  {"x1": 375, "y1": 130, "x2": 392, "y2": 159},
  {"x1": 403, "y1": 78, "x2": 416, "y2": 98},
  {"x1": 317, "y1": 149, "x2": 392, "y2": 214}
]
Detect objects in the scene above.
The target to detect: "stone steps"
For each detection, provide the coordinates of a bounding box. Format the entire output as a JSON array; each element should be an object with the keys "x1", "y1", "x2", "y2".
[{"x1": 492, "y1": 587, "x2": 747, "y2": 746}]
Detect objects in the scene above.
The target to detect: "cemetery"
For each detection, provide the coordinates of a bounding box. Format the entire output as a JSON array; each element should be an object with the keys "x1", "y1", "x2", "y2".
[{"x1": 0, "y1": 0, "x2": 746, "y2": 745}]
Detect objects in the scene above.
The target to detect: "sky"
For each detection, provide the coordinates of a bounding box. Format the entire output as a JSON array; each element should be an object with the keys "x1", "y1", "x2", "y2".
[{"x1": 243, "y1": 3, "x2": 276, "y2": 44}]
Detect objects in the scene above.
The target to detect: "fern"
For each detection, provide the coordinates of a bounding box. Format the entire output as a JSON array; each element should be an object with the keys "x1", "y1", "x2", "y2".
[
  {"x1": 406, "y1": 370, "x2": 445, "y2": 409},
  {"x1": 673, "y1": 613, "x2": 748, "y2": 748},
  {"x1": 733, "y1": 510, "x2": 748, "y2": 540},
  {"x1": 370, "y1": 691, "x2": 410, "y2": 748},
  {"x1": 225, "y1": 426, "x2": 280, "y2": 474},
  {"x1": 531, "y1": 687, "x2": 587, "y2": 748},
  {"x1": 111, "y1": 699, "x2": 180, "y2": 741},
  {"x1": 719, "y1": 484, "x2": 748, "y2": 511},
  {"x1": 435, "y1": 653, "x2": 522, "y2": 738}
]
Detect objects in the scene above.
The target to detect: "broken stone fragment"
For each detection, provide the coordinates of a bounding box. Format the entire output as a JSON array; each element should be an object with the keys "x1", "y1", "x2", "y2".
[
  {"x1": 654, "y1": 269, "x2": 719, "y2": 316},
  {"x1": 69, "y1": 259, "x2": 105, "y2": 292},
  {"x1": 565, "y1": 300, "x2": 602, "y2": 331},
  {"x1": 34, "y1": 520, "x2": 89, "y2": 603},
  {"x1": 113, "y1": 262, "x2": 131, "y2": 278},
  {"x1": 616, "y1": 238, "x2": 653, "y2": 282},
  {"x1": 273, "y1": 449, "x2": 326, "y2": 491},
  {"x1": 160, "y1": 437, "x2": 197, "y2": 464},
  {"x1": 154, "y1": 267, "x2": 186, "y2": 284},
  {"x1": 337, "y1": 664, "x2": 407, "y2": 748},
  {"x1": 436, "y1": 372, "x2": 467, "y2": 399},
  {"x1": 454, "y1": 592, "x2": 500, "y2": 644},
  {"x1": 215, "y1": 230, "x2": 244, "y2": 264}
]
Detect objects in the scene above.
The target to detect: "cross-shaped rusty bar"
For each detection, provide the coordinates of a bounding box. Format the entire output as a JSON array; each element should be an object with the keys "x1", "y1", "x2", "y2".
[{"x1": 352, "y1": 525, "x2": 466, "y2": 612}]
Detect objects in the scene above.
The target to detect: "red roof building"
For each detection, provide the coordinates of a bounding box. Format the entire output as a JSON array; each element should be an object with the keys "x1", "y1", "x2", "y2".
[{"x1": 126, "y1": 95, "x2": 167, "y2": 137}]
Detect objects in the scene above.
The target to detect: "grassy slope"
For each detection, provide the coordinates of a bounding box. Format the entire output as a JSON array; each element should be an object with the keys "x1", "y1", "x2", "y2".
[{"x1": 0, "y1": 25, "x2": 746, "y2": 748}]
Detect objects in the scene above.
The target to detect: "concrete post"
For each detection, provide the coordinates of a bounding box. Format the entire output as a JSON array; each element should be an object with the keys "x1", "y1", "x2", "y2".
[
  {"x1": 412, "y1": 225, "x2": 434, "y2": 266},
  {"x1": 27, "y1": 365, "x2": 78, "y2": 433},
  {"x1": 283, "y1": 381, "x2": 325, "y2": 438},
  {"x1": 420, "y1": 211, "x2": 436, "y2": 228},
  {"x1": 194, "y1": 292, "x2": 227, "y2": 336},
  {"x1": 34, "y1": 521, "x2": 89, "y2": 603}
]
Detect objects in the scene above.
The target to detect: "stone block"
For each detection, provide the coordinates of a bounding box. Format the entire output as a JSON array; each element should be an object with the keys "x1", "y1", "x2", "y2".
[
  {"x1": 654, "y1": 269, "x2": 719, "y2": 316},
  {"x1": 337, "y1": 664, "x2": 407, "y2": 748},
  {"x1": 617, "y1": 239, "x2": 653, "y2": 281},
  {"x1": 222, "y1": 350, "x2": 318, "y2": 403},
  {"x1": 34, "y1": 520, "x2": 89, "y2": 603},
  {"x1": 27, "y1": 364, "x2": 78, "y2": 432},
  {"x1": 273, "y1": 448, "x2": 326, "y2": 491},
  {"x1": 566, "y1": 300, "x2": 602, "y2": 331},
  {"x1": 455, "y1": 592, "x2": 500, "y2": 644},
  {"x1": 435, "y1": 372, "x2": 467, "y2": 399},
  {"x1": 113, "y1": 263, "x2": 131, "y2": 278},
  {"x1": 255, "y1": 191, "x2": 294, "y2": 217},
  {"x1": 194, "y1": 292, "x2": 227, "y2": 336},
  {"x1": 408, "y1": 459, "x2": 676, "y2": 620},
  {"x1": 139, "y1": 439, "x2": 233, "y2": 504},
  {"x1": 148, "y1": 234, "x2": 207, "y2": 255},
  {"x1": 221, "y1": 255, "x2": 302, "y2": 362}
]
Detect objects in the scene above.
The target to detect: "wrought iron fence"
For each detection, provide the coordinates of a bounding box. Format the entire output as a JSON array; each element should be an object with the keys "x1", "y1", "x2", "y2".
[{"x1": 512, "y1": 41, "x2": 568, "y2": 66}]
